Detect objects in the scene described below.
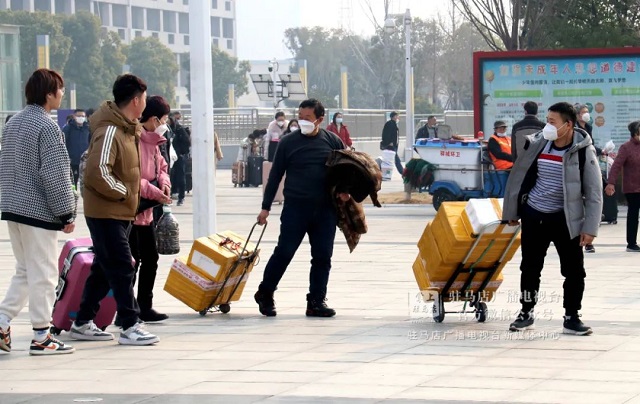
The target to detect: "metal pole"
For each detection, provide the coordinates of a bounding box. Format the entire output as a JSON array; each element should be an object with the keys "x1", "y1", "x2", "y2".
[
  {"x1": 404, "y1": 8, "x2": 413, "y2": 163},
  {"x1": 271, "y1": 58, "x2": 278, "y2": 109},
  {"x1": 189, "y1": 0, "x2": 216, "y2": 237}
]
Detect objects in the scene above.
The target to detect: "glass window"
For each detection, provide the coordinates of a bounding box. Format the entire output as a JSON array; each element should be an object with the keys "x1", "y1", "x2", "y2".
[
  {"x1": 74, "y1": 0, "x2": 90, "y2": 12},
  {"x1": 213, "y1": 38, "x2": 218, "y2": 48},
  {"x1": 10, "y1": 0, "x2": 26, "y2": 10},
  {"x1": 178, "y1": 12, "x2": 188, "y2": 34},
  {"x1": 55, "y1": 0, "x2": 72, "y2": 14},
  {"x1": 183, "y1": 0, "x2": 188, "y2": 4},
  {"x1": 227, "y1": 39, "x2": 232, "y2": 50},
  {"x1": 118, "y1": 28, "x2": 125, "y2": 40},
  {"x1": 34, "y1": 0, "x2": 50, "y2": 11},
  {"x1": 147, "y1": 8, "x2": 161, "y2": 31},
  {"x1": 152, "y1": 32, "x2": 159, "y2": 38},
  {"x1": 163, "y1": 10, "x2": 176, "y2": 33},
  {"x1": 168, "y1": 33, "x2": 174, "y2": 44},
  {"x1": 112, "y1": 4, "x2": 127, "y2": 28},
  {"x1": 210, "y1": 16, "x2": 220, "y2": 37},
  {"x1": 95, "y1": 2, "x2": 109, "y2": 26},
  {"x1": 184, "y1": 35, "x2": 189, "y2": 45},
  {"x1": 132, "y1": 6, "x2": 144, "y2": 29},
  {"x1": 211, "y1": 0, "x2": 217, "y2": 9},
  {"x1": 135, "y1": 30, "x2": 142, "y2": 38},
  {"x1": 222, "y1": 18, "x2": 233, "y2": 39},
  {"x1": 225, "y1": 1, "x2": 230, "y2": 11}
]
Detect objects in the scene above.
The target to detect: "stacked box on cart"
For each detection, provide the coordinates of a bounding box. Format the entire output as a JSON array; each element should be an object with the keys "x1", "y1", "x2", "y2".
[
  {"x1": 164, "y1": 256, "x2": 251, "y2": 312},
  {"x1": 187, "y1": 231, "x2": 258, "y2": 282},
  {"x1": 413, "y1": 199, "x2": 521, "y2": 302}
]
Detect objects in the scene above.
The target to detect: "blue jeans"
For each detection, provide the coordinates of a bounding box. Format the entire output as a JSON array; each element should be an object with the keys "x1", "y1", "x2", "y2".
[{"x1": 259, "y1": 198, "x2": 337, "y2": 299}]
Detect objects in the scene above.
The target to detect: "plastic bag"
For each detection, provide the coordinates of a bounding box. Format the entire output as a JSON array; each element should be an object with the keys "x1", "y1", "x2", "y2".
[{"x1": 156, "y1": 205, "x2": 180, "y2": 255}]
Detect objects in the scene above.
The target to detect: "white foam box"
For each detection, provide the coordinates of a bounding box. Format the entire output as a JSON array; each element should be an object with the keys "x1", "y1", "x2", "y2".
[{"x1": 463, "y1": 198, "x2": 517, "y2": 235}]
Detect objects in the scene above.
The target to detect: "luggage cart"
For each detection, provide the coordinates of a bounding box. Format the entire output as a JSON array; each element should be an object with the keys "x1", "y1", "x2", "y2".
[
  {"x1": 431, "y1": 220, "x2": 521, "y2": 323},
  {"x1": 199, "y1": 222, "x2": 267, "y2": 316}
]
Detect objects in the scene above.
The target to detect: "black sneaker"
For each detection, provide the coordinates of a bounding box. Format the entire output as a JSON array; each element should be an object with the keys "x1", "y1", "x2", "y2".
[
  {"x1": 177, "y1": 199, "x2": 185, "y2": 206},
  {"x1": 584, "y1": 244, "x2": 595, "y2": 253},
  {"x1": 139, "y1": 309, "x2": 169, "y2": 323},
  {"x1": 254, "y1": 290, "x2": 277, "y2": 317},
  {"x1": 626, "y1": 245, "x2": 640, "y2": 252},
  {"x1": 509, "y1": 310, "x2": 534, "y2": 331},
  {"x1": 306, "y1": 295, "x2": 336, "y2": 317},
  {"x1": 29, "y1": 334, "x2": 75, "y2": 356},
  {"x1": 0, "y1": 326, "x2": 11, "y2": 352},
  {"x1": 563, "y1": 314, "x2": 593, "y2": 336}
]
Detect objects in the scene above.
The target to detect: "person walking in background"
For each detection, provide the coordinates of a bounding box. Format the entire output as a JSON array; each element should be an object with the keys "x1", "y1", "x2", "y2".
[
  {"x1": 254, "y1": 99, "x2": 348, "y2": 318},
  {"x1": 63, "y1": 109, "x2": 91, "y2": 188},
  {"x1": 214, "y1": 130, "x2": 224, "y2": 164},
  {"x1": 511, "y1": 101, "x2": 545, "y2": 161},
  {"x1": 380, "y1": 111, "x2": 403, "y2": 175},
  {"x1": 127, "y1": 96, "x2": 172, "y2": 324},
  {"x1": 327, "y1": 112, "x2": 353, "y2": 149},
  {"x1": 503, "y1": 102, "x2": 602, "y2": 336},
  {"x1": 284, "y1": 119, "x2": 299, "y2": 135},
  {"x1": 0, "y1": 68, "x2": 77, "y2": 355},
  {"x1": 169, "y1": 112, "x2": 191, "y2": 206},
  {"x1": 264, "y1": 111, "x2": 288, "y2": 162},
  {"x1": 70, "y1": 74, "x2": 160, "y2": 346},
  {"x1": 606, "y1": 121, "x2": 640, "y2": 253}
]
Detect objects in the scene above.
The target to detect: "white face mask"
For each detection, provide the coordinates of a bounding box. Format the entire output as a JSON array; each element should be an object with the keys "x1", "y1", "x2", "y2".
[
  {"x1": 289, "y1": 125, "x2": 299, "y2": 131},
  {"x1": 155, "y1": 123, "x2": 169, "y2": 136},
  {"x1": 276, "y1": 120, "x2": 285, "y2": 127},
  {"x1": 75, "y1": 117, "x2": 86, "y2": 125},
  {"x1": 581, "y1": 112, "x2": 591, "y2": 123},
  {"x1": 336, "y1": 117, "x2": 343, "y2": 124},
  {"x1": 298, "y1": 119, "x2": 317, "y2": 135},
  {"x1": 542, "y1": 122, "x2": 566, "y2": 141}
]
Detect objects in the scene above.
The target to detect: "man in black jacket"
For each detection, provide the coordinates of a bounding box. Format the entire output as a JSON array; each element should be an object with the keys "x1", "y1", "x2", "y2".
[
  {"x1": 169, "y1": 113, "x2": 191, "y2": 206},
  {"x1": 255, "y1": 98, "x2": 349, "y2": 318},
  {"x1": 380, "y1": 111, "x2": 403, "y2": 175},
  {"x1": 511, "y1": 101, "x2": 546, "y2": 161}
]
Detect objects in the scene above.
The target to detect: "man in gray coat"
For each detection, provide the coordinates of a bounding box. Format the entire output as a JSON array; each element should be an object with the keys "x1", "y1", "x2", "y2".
[{"x1": 502, "y1": 102, "x2": 602, "y2": 336}]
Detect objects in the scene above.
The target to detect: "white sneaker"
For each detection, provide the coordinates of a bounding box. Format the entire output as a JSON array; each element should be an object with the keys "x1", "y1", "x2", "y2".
[
  {"x1": 69, "y1": 321, "x2": 114, "y2": 341},
  {"x1": 118, "y1": 323, "x2": 159, "y2": 346}
]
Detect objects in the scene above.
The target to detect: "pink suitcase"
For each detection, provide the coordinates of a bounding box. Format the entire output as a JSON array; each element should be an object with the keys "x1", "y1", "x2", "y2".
[{"x1": 50, "y1": 238, "x2": 117, "y2": 335}]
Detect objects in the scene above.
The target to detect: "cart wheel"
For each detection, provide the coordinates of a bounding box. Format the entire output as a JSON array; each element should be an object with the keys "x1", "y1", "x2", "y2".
[
  {"x1": 432, "y1": 298, "x2": 445, "y2": 323},
  {"x1": 219, "y1": 304, "x2": 231, "y2": 314},
  {"x1": 199, "y1": 310, "x2": 208, "y2": 317},
  {"x1": 475, "y1": 302, "x2": 488, "y2": 323},
  {"x1": 50, "y1": 326, "x2": 61, "y2": 336},
  {"x1": 432, "y1": 189, "x2": 456, "y2": 211}
]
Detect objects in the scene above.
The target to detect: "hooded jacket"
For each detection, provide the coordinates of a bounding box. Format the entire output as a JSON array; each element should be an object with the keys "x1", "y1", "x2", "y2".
[
  {"x1": 63, "y1": 120, "x2": 91, "y2": 165},
  {"x1": 134, "y1": 128, "x2": 171, "y2": 226},
  {"x1": 83, "y1": 101, "x2": 142, "y2": 220},
  {"x1": 502, "y1": 128, "x2": 602, "y2": 239}
]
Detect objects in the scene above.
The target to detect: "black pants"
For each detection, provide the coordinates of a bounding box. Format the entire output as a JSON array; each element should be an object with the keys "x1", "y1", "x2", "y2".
[
  {"x1": 259, "y1": 198, "x2": 337, "y2": 299},
  {"x1": 128, "y1": 224, "x2": 159, "y2": 312},
  {"x1": 394, "y1": 150, "x2": 403, "y2": 175},
  {"x1": 77, "y1": 218, "x2": 139, "y2": 330},
  {"x1": 171, "y1": 156, "x2": 186, "y2": 200},
  {"x1": 519, "y1": 204, "x2": 586, "y2": 315},
  {"x1": 71, "y1": 164, "x2": 80, "y2": 187},
  {"x1": 625, "y1": 193, "x2": 640, "y2": 247},
  {"x1": 268, "y1": 141, "x2": 279, "y2": 162}
]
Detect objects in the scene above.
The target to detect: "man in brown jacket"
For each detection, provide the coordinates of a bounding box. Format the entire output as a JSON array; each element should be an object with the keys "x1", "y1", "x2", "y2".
[{"x1": 70, "y1": 75, "x2": 159, "y2": 346}]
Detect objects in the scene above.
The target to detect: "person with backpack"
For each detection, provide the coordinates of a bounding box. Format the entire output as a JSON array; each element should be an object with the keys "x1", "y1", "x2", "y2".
[
  {"x1": 169, "y1": 113, "x2": 191, "y2": 206},
  {"x1": 502, "y1": 102, "x2": 602, "y2": 336}
]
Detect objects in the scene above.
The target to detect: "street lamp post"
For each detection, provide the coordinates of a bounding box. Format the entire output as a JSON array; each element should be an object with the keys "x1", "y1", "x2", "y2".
[{"x1": 385, "y1": 9, "x2": 413, "y2": 163}]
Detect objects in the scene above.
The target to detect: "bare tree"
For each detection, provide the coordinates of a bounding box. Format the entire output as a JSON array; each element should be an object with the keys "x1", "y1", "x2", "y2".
[{"x1": 451, "y1": 0, "x2": 577, "y2": 50}]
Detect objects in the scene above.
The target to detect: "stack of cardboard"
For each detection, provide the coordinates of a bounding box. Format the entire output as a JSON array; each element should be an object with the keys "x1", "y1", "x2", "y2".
[
  {"x1": 413, "y1": 199, "x2": 521, "y2": 302},
  {"x1": 164, "y1": 231, "x2": 259, "y2": 312}
]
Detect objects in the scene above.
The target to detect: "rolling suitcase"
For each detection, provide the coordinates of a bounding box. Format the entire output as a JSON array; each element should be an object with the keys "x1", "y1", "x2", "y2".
[
  {"x1": 50, "y1": 238, "x2": 117, "y2": 335},
  {"x1": 262, "y1": 161, "x2": 284, "y2": 203},
  {"x1": 232, "y1": 161, "x2": 247, "y2": 187},
  {"x1": 247, "y1": 156, "x2": 264, "y2": 187}
]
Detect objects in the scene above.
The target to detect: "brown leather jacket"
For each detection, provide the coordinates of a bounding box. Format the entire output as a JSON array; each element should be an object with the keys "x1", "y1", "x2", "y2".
[{"x1": 82, "y1": 101, "x2": 142, "y2": 220}]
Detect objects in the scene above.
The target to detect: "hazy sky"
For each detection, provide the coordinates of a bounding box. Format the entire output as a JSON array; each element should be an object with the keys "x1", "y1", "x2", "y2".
[{"x1": 236, "y1": 0, "x2": 450, "y2": 61}]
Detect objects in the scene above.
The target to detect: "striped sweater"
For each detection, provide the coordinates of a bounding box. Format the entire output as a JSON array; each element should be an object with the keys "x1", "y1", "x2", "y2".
[
  {"x1": 0, "y1": 104, "x2": 77, "y2": 230},
  {"x1": 527, "y1": 142, "x2": 570, "y2": 213}
]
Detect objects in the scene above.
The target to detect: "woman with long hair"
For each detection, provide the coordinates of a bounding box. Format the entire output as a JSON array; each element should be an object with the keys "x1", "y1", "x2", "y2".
[{"x1": 326, "y1": 112, "x2": 353, "y2": 149}]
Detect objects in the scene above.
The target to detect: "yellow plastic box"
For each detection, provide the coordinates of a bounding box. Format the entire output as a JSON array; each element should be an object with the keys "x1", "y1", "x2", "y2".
[{"x1": 188, "y1": 231, "x2": 258, "y2": 282}]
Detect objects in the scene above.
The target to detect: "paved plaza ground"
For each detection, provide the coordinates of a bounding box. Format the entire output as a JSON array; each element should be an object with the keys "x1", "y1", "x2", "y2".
[{"x1": 0, "y1": 170, "x2": 639, "y2": 403}]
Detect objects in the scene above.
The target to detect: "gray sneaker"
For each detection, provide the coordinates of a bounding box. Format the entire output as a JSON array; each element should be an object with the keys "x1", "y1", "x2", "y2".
[
  {"x1": 509, "y1": 311, "x2": 535, "y2": 331},
  {"x1": 118, "y1": 323, "x2": 159, "y2": 346},
  {"x1": 70, "y1": 321, "x2": 114, "y2": 341}
]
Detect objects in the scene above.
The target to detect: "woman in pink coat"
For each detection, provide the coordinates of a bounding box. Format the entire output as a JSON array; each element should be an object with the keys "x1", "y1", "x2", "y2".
[{"x1": 129, "y1": 96, "x2": 172, "y2": 323}]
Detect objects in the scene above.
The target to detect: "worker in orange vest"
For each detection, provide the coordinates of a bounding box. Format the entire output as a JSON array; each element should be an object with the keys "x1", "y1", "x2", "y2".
[{"x1": 488, "y1": 120, "x2": 514, "y2": 170}]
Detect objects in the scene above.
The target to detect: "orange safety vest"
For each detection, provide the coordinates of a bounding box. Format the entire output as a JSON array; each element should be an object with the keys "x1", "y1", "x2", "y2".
[{"x1": 490, "y1": 134, "x2": 513, "y2": 170}]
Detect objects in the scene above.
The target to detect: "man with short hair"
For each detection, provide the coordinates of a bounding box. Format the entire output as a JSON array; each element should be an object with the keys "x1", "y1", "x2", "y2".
[
  {"x1": 511, "y1": 101, "x2": 546, "y2": 161},
  {"x1": 503, "y1": 102, "x2": 602, "y2": 336},
  {"x1": 255, "y1": 98, "x2": 348, "y2": 318},
  {"x1": 63, "y1": 109, "x2": 91, "y2": 187},
  {"x1": 70, "y1": 74, "x2": 160, "y2": 346},
  {"x1": 0, "y1": 69, "x2": 77, "y2": 355},
  {"x1": 416, "y1": 115, "x2": 438, "y2": 140},
  {"x1": 381, "y1": 112, "x2": 404, "y2": 175},
  {"x1": 488, "y1": 120, "x2": 513, "y2": 170}
]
